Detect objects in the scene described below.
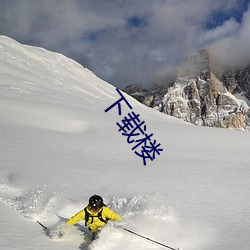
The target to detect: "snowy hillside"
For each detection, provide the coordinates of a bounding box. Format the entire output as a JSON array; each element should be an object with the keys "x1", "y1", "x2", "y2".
[{"x1": 0, "y1": 36, "x2": 250, "y2": 250}]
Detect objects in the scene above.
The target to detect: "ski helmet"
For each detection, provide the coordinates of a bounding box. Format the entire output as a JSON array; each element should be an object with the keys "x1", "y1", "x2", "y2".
[{"x1": 89, "y1": 195, "x2": 104, "y2": 210}]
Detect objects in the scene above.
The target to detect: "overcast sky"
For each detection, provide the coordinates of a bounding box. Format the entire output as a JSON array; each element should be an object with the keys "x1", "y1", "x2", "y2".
[{"x1": 0, "y1": 0, "x2": 249, "y2": 88}]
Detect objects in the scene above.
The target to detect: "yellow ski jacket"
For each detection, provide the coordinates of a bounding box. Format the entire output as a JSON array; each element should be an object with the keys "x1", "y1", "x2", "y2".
[{"x1": 67, "y1": 206, "x2": 121, "y2": 233}]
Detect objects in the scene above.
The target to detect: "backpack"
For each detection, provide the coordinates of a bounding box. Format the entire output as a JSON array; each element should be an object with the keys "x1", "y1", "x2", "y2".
[{"x1": 84, "y1": 206, "x2": 109, "y2": 226}]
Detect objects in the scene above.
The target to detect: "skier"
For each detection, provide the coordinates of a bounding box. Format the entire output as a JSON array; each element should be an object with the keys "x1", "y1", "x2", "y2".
[{"x1": 66, "y1": 194, "x2": 122, "y2": 239}]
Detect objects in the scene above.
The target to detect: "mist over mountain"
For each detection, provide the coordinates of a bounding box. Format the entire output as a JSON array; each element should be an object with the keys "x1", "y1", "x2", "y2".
[{"x1": 123, "y1": 49, "x2": 250, "y2": 130}]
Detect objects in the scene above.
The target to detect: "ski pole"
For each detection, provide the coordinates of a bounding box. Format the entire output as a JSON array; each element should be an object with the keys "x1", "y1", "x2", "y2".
[
  {"x1": 122, "y1": 227, "x2": 180, "y2": 250},
  {"x1": 37, "y1": 220, "x2": 48, "y2": 231}
]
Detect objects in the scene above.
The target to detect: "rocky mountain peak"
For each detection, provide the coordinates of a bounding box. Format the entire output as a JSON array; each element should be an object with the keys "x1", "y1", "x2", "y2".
[
  {"x1": 123, "y1": 49, "x2": 250, "y2": 130},
  {"x1": 177, "y1": 49, "x2": 210, "y2": 78}
]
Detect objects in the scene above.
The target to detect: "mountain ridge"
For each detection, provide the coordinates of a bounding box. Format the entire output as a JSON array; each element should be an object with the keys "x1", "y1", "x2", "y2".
[{"x1": 123, "y1": 49, "x2": 250, "y2": 130}]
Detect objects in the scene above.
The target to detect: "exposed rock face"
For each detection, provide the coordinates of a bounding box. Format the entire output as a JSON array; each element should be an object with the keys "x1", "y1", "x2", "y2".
[
  {"x1": 123, "y1": 84, "x2": 147, "y2": 103},
  {"x1": 217, "y1": 66, "x2": 250, "y2": 99},
  {"x1": 123, "y1": 49, "x2": 250, "y2": 130}
]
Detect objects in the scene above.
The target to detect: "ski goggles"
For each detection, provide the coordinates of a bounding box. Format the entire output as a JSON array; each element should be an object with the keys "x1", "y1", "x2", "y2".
[{"x1": 89, "y1": 204, "x2": 101, "y2": 212}]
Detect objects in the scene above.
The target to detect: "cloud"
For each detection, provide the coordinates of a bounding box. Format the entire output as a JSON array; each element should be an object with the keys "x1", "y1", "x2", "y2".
[
  {"x1": 0, "y1": 0, "x2": 249, "y2": 88},
  {"x1": 200, "y1": 18, "x2": 240, "y2": 45},
  {"x1": 209, "y1": 4, "x2": 250, "y2": 68}
]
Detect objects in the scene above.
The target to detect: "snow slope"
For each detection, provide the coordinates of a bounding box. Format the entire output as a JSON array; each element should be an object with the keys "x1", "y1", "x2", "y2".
[{"x1": 0, "y1": 35, "x2": 250, "y2": 250}]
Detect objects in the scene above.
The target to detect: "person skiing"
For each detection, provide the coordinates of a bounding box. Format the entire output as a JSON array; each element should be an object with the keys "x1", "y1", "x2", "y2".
[{"x1": 66, "y1": 194, "x2": 121, "y2": 239}]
